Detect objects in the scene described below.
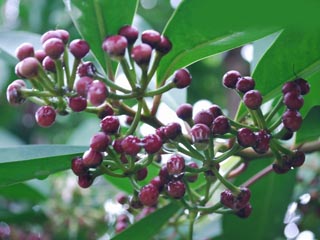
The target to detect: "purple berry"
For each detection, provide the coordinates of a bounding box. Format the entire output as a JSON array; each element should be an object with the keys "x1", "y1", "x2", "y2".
[
  {"x1": 208, "y1": 104, "x2": 223, "y2": 119},
  {"x1": 282, "y1": 109, "x2": 302, "y2": 132},
  {"x1": 191, "y1": 123, "x2": 211, "y2": 150},
  {"x1": 100, "y1": 115, "x2": 120, "y2": 134},
  {"x1": 68, "y1": 96, "x2": 87, "y2": 112},
  {"x1": 220, "y1": 189, "x2": 235, "y2": 209},
  {"x1": 173, "y1": 68, "x2": 192, "y2": 89},
  {"x1": 167, "y1": 180, "x2": 186, "y2": 199},
  {"x1": 78, "y1": 173, "x2": 94, "y2": 188},
  {"x1": 113, "y1": 138, "x2": 124, "y2": 153},
  {"x1": 90, "y1": 132, "x2": 111, "y2": 152},
  {"x1": 150, "y1": 176, "x2": 164, "y2": 191},
  {"x1": 82, "y1": 148, "x2": 103, "y2": 168},
  {"x1": 283, "y1": 92, "x2": 304, "y2": 110},
  {"x1": 6, "y1": 80, "x2": 26, "y2": 105},
  {"x1": 18, "y1": 57, "x2": 39, "y2": 78},
  {"x1": 222, "y1": 70, "x2": 241, "y2": 89},
  {"x1": 176, "y1": 103, "x2": 193, "y2": 120},
  {"x1": 131, "y1": 43, "x2": 152, "y2": 66},
  {"x1": 253, "y1": 130, "x2": 270, "y2": 154},
  {"x1": 294, "y1": 78, "x2": 310, "y2": 95},
  {"x1": 71, "y1": 156, "x2": 88, "y2": 176},
  {"x1": 142, "y1": 134, "x2": 162, "y2": 154},
  {"x1": 291, "y1": 150, "x2": 305, "y2": 167},
  {"x1": 141, "y1": 30, "x2": 161, "y2": 48},
  {"x1": 272, "y1": 162, "x2": 290, "y2": 174},
  {"x1": 87, "y1": 80, "x2": 108, "y2": 106},
  {"x1": 186, "y1": 162, "x2": 199, "y2": 182},
  {"x1": 167, "y1": 154, "x2": 185, "y2": 176},
  {"x1": 159, "y1": 165, "x2": 170, "y2": 185},
  {"x1": 43, "y1": 38, "x2": 65, "y2": 59},
  {"x1": 116, "y1": 193, "x2": 128, "y2": 205},
  {"x1": 211, "y1": 115, "x2": 230, "y2": 135},
  {"x1": 97, "y1": 104, "x2": 114, "y2": 119},
  {"x1": 34, "y1": 49, "x2": 46, "y2": 63},
  {"x1": 156, "y1": 36, "x2": 172, "y2": 54},
  {"x1": 243, "y1": 90, "x2": 263, "y2": 110},
  {"x1": 164, "y1": 122, "x2": 182, "y2": 139},
  {"x1": 69, "y1": 39, "x2": 90, "y2": 59},
  {"x1": 136, "y1": 167, "x2": 148, "y2": 181},
  {"x1": 102, "y1": 35, "x2": 128, "y2": 59},
  {"x1": 282, "y1": 81, "x2": 301, "y2": 95},
  {"x1": 236, "y1": 76, "x2": 255, "y2": 93},
  {"x1": 139, "y1": 184, "x2": 159, "y2": 206},
  {"x1": 15, "y1": 43, "x2": 34, "y2": 60},
  {"x1": 42, "y1": 56, "x2": 56, "y2": 72},
  {"x1": 236, "y1": 203, "x2": 252, "y2": 218},
  {"x1": 77, "y1": 61, "x2": 96, "y2": 77},
  {"x1": 121, "y1": 135, "x2": 141, "y2": 156},
  {"x1": 55, "y1": 29, "x2": 69, "y2": 44},
  {"x1": 237, "y1": 128, "x2": 256, "y2": 147},
  {"x1": 35, "y1": 106, "x2": 56, "y2": 127},
  {"x1": 193, "y1": 110, "x2": 214, "y2": 127},
  {"x1": 40, "y1": 30, "x2": 63, "y2": 44},
  {"x1": 74, "y1": 76, "x2": 93, "y2": 97},
  {"x1": 118, "y1": 25, "x2": 139, "y2": 45}
]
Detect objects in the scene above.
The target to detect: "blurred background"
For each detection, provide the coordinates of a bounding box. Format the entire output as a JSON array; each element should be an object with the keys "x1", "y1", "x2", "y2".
[{"x1": 0, "y1": 0, "x2": 318, "y2": 239}]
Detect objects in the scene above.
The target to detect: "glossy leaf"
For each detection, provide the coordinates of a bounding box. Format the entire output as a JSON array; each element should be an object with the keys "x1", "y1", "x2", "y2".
[
  {"x1": 0, "y1": 145, "x2": 87, "y2": 187},
  {"x1": 64, "y1": 0, "x2": 138, "y2": 74},
  {"x1": 296, "y1": 106, "x2": 320, "y2": 144},
  {"x1": 112, "y1": 202, "x2": 180, "y2": 240},
  {"x1": 157, "y1": 0, "x2": 280, "y2": 85}
]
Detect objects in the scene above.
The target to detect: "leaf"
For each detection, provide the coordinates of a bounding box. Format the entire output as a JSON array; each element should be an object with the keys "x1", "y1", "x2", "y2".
[
  {"x1": 0, "y1": 145, "x2": 87, "y2": 187},
  {"x1": 64, "y1": 0, "x2": 138, "y2": 73},
  {"x1": 157, "y1": 0, "x2": 280, "y2": 85},
  {"x1": 220, "y1": 159, "x2": 296, "y2": 239},
  {"x1": 296, "y1": 106, "x2": 320, "y2": 144},
  {"x1": 112, "y1": 202, "x2": 180, "y2": 240}
]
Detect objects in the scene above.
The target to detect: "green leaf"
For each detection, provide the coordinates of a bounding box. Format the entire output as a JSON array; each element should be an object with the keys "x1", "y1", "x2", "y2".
[
  {"x1": 112, "y1": 202, "x2": 180, "y2": 240},
  {"x1": 0, "y1": 145, "x2": 87, "y2": 187},
  {"x1": 157, "y1": 0, "x2": 280, "y2": 85},
  {"x1": 220, "y1": 159, "x2": 296, "y2": 239},
  {"x1": 296, "y1": 106, "x2": 320, "y2": 144},
  {"x1": 64, "y1": 0, "x2": 138, "y2": 73}
]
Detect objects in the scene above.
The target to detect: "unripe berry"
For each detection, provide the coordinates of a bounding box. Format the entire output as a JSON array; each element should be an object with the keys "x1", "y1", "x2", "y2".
[
  {"x1": 186, "y1": 162, "x2": 199, "y2": 182},
  {"x1": 237, "y1": 128, "x2": 256, "y2": 147},
  {"x1": 164, "y1": 122, "x2": 182, "y2": 139},
  {"x1": 176, "y1": 103, "x2": 193, "y2": 120},
  {"x1": 282, "y1": 109, "x2": 302, "y2": 132},
  {"x1": 15, "y1": 42, "x2": 34, "y2": 60},
  {"x1": 118, "y1": 25, "x2": 139, "y2": 45},
  {"x1": 18, "y1": 57, "x2": 39, "y2": 78},
  {"x1": 69, "y1": 39, "x2": 90, "y2": 59},
  {"x1": 167, "y1": 154, "x2": 185, "y2": 176},
  {"x1": 253, "y1": 130, "x2": 270, "y2": 154},
  {"x1": 34, "y1": 49, "x2": 46, "y2": 63},
  {"x1": 208, "y1": 104, "x2": 223, "y2": 119},
  {"x1": 6, "y1": 80, "x2": 26, "y2": 105},
  {"x1": 222, "y1": 70, "x2": 241, "y2": 88},
  {"x1": 294, "y1": 78, "x2": 310, "y2": 95},
  {"x1": 42, "y1": 56, "x2": 56, "y2": 72},
  {"x1": 43, "y1": 38, "x2": 65, "y2": 59},
  {"x1": 90, "y1": 132, "x2": 111, "y2": 152},
  {"x1": 243, "y1": 90, "x2": 263, "y2": 110},
  {"x1": 156, "y1": 36, "x2": 172, "y2": 54},
  {"x1": 78, "y1": 173, "x2": 94, "y2": 188},
  {"x1": 100, "y1": 115, "x2": 120, "y2": 134},
  {"x1": 68, "y1": 96, "x2": 87, "y2": 112},
  {"x1": 35, "y1": 106, "x2": 56, "y2": 127},
  {"x1": 236, "y1": 76, "x2": 255, "y2": 93},
  {"x1": 142, "y1": 134, "x2": 162, "y2": 154},
  {"x1": 82, "y1": 148, "x2": 103, "y2": 168},
  {"x1": 102, "y1": 35, "x2": 128, "y2": 59},
  {"x1": 167, "y1": 180, "x2": 186, "y2": 199},
  {"x1": 173, "y1": 68, "x2": 192, "y2": 89},
  {"x1": 141, "y1": 30, "x2": 161, "y2": 48},
  {"x1": 211, "y1": 115, "x2": 230, "y2": 135},
  {"x1": 131, "y1": 43, "x2": 152, "y2": 66},
  {"x1": 71, "y1": 156, "x2": 88, "y2": 176},
  {"x1": 283, "y1": 92, "x2": 304, "y2": 110},
  {"x1": 87, "y1": 80, "x2": 108, "y2": 106},
  {"x1": 139, "y1": 184, "x2": 159, "y2": 206},
  {"x1": 74, "y1": 76, "x2": 93, "y2": 97},
  {"x1": 193, "y1": 110, "x2": 213, "y2": 127},
  {"x1": 77, "y1": 61, "x2": 96, "y2": 77},
  {"x1": 121, "y1": 135, "x2": 141, "y2": 156},
  {"x1": 135, "y1": 167, "x2": 148, "y2": 181},
  {"x1": 191, "y1": 123, "x2": 211, "y2": 150}
]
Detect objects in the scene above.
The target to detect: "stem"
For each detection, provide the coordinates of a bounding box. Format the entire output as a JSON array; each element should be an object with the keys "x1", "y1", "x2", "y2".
[
  {"x1": 129, "y1": 175, "x2": 141, "y2": 191},
  {"x1": 98, "y1": 164, "x2": 125, "y2": 178},
  {"x1": 256, "y1": 108, "x2": 267, "y2": 129},
  {"x1": 147, "y1": 52, "x2": 162, "y2": 84},
  {"x1": 265, "y1": 96, "x2": 284, "y2": 123},
  {"x1": 211, "y1": 166, "x2": 240, "y2": 195},
  {"x1": 178, "y1": 136, "x2": 206, "y2": 161},
  {"x1": 268, "y1": 117, "x2": 282, "y2": 132},
  {"x1": 28, "y1": 96, "x2": 47, "y2": 106},
  {"x1": 54, "y1": 59, "x2": 64, "y2": 89},
  {"x1": 228, "y1": 118, "x2": 259, "y2": 131},
  {"x1": 242, "y1": 165, "x2": 273, "y2": 188},
  {"x1": 144, "y1": 82, "x2": 175, "y2": 97},
  {"x1": 68, "y1": 58, "x2": 81, "y2": 90},
  {"x1": 215, "y1": 143, "x2": 242, "y2": 163},
  {"x1": 63, "y1": 47, "x2": 70, "y2": 86},
  {"x1": 108, "y1": 92, "x2": 138, "y2": 100},
  {"x1": 126, "y1": 99, "x2": 143, "y2": 135},
  {"x1": 120, "y1": 58, "x2": 136, "y2": 90},
  {"x1": 95, "y1": 74, "x2": 131, "y2": 93},
  {"x1": 188, "y1": 211, "x2": 196, "y2": 240}
]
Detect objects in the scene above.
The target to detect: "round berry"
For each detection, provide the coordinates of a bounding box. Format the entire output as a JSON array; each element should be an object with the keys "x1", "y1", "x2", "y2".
[
  {"x1": 77, "y1": 61, "x2": 96, "y2": 77},
  {"x1": 113, "y1": 138, "x2": 124, "y2": 153},
  {"x1": 173, "y1": 68, "x2": 192, "y2": 89},
  {"x1": 55, "y1": 29, "x2": 69, "y2": 44},
  {"x1": 208, "y1": 104, "x2": 223, "y2": 119},
  {"x1": 253, "y1": 130, "x2": 270, "y2": 154},
  {"x1": 236, "y1": 203, "x2": 252, "y2": 218},
  {"x1": 71, "y1": 156, "x2": 88, "y2": 176},
  {"x1": 121, "y1": 135, "x2": 141, "y2": 156},
  {"x1": 97, "y1": 104, "x2": 114, "y2": 119},
  {"x1": 34, "y1": 49, "x2": 46, "y2": 63},
  {"x1": 15, "y1": 42, "x2": 34, "y2": 61},
  {"x1": 131, "y1": 43, "x2": 152, "y2": 66},
  {"x1": 243, "y1": 90, "x2": 262, "y2": 110},
  {"x1": 74, "y1": 76, "x2": 93, "y2": 97},
  {"x1": 236, "y1": 76, "x2": 255, "y2": 93},
  {"x1": 141, "y1": 30, "x2": 161, "y2": 48},
  {"x1": 143, "y1": 134, "x2": 162, "y2": 154},
  {"x1": 167, "y1": 180, "x2": 186, "y2": 199},
  {"x1": 102, "y1": 35, "x2": 128, "y2": 59},
  {"x1": 78, "y1": 173, "x2": 94, "y2": 188},
  {"x1": 118, "y1": 25, "x2": 139, "y2": 45},
  {"x1": 176, "y1": 103, "x2": 193, "y2": 120},
  {"x1": 68, "y1": 96, "x2": 87, "y2": 112},
  {"x1": 150, "y1": 176, "x2": 164, "y2": 191},
  {"x1": 237, "y1": 128, "x2": 256, "y2": 147},
  {"x1": 6, "y1": 80, "x2": 26, "y2": 105},
  {"x1": 100, "y1": 115, "x2": 120, "y2": 134},
  {"x1": 90, "y1": 132, "x2": 111, "y2": 152},
  {"x1": 272, "y1": 162, "x2": 290, "y2": 174},
  {"x1": 42, "y1": 56, "x2": 56, "y2": 72},
  {"x1": 116, "y1": 193, "x2": 128, "y2": 205},
  {"x1": 135, "y1": 167, "x2": 148, "y2": 181},
  {"x1": 282, "y1": 81, "x2": 301, "y2": 95},
  {"x1": 43, "y1": 38, "x2": 65, "y2": 59},
  {"x1": 18, "y1": 57, "x2": 39, "y2": 78},
  {"x1": 164, "y1": 122, "x2": 182, "y2": 140},
  {"x1": 82, "y1": 148, "x2": 103, "y2": 168},
  {"x1": 294, "y1": 78, "x2": 310, "y2": 95},
  {"x1": 193, "y1": 110, "x2": 213, "y2": 127},
  {"x1": 220, "y1": 189, "x2": 235, "y2": 209},
  {"x1": 129, "y1": 197, "x2": 143, "y2": 209},
  {"x1": 156, "y1": 36, "x2": 172, "y2": 54},
  {"x1": 167, "y1": 154, "x2": 185, "y2": 176},
  {"x1": 35, "y1": 106, "x2": 56, "y2": 127},
  {"x1": 40, "y1": 30, "x2": 63, "y2": 44},
  {"x1": 159, "y1": 165, "x2": 170, "y2": 185},
  {"x1": 155, "y1": 126, "x2": 167, "y2": 142},
  {"x1": 139, "y1": 184, "x2": 159, "y2": 206},
  {"x1": 211, "y1": 115, "x2": 230, "y2": 135},
  {"x1": 87, "y1": 80, "x2": 108, "y2": 106},
  {"x1": 186, "y1": 162, "x2": 199, "y2": 182},
  {"x1": 282, "y1": 109, "x2": 302, "y2": 132},
  {"x1": 235, "y1": 187, "x2": 251, "y2": 209},
  {"x1": 283, "y1": 92, "x2": 304, "y2": 110},
  {"x1": 291, "y1": 150, "x2": 305, "y2": 167},
  {"x1": 191, "y1": 123, "x2": 211, "y2": 150},
  {"x1": 222, "y1": 70, "x2": 241, "y2": 89},
  {"x1": 69, "y1": 39, "x2": 90, "y2": 59}
]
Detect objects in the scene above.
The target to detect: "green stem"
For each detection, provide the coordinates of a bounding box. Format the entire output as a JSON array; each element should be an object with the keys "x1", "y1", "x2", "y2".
[
  {"x1": 144, "y1": 82, "x2": 175, "y2": 97},
  {"x1": 147, "y1": 52, "x2": 162, "y2": 84},
  {"x1": 95, "y1": 74, "x2": 131, "y2": 93},
  {"x1": 68, "y1": 58, "x2": 81, "y2": 90},
  {"x1": 215, "y1": 143, "x2": 242, "y2": 163},
  {"x1": 28, "y1": 96, "x2": 47, "y2": 106},
  {"x1": 37, "y1": 67, "x2": 56, "y2": 92},
  {"x1": 98, "y1": 164, "x2": 125, "y2": 178},
  {"x1": 256, "y1": 108, "x2": 267, "y2": 129},
  {"x1": 126, "y1": 99, "x2": 143, "y2": 135},
  {"x1": 63, "y1": 47, "x2": 70, "y2": 86},
  {"x1": 129, "y1": 175, "x2": 141, "y2": 191},
  {"x1": 178, "y1": 136, "x2": 206, "y2": 161},
  {"x1": 211, "y1": 166, "x2": 240, "y2": 195},
  {"x1": 54, "y1": 59, "x2": 64, "y2": 89},
  {"x1": 265, "y1": 96, "x2": 284, "y2": 123},
  {"x1": 21, "y1": 89, "x2": 54, "y2": 98},
  {"x1": 270, "y1": 138, "x2": 292, "y2": 155},
  {"x1": 108, "y1": 92, "x2": 138, "y2": 100},
  {"x1": 120, "y1": 58, "x2": 136, "y2": 90},
  {"x1": 196, "y1": 202, "x2": 223, "y2": 213},
  {"x1": 268, "y1": 117, "x2": 282, "y2": 132},
  {"x1": 188, "y1": 211, "x2": 197, "y2": 240},
  {"x1": 228, "y1": 118, "x2": 259, "y2": 131}
]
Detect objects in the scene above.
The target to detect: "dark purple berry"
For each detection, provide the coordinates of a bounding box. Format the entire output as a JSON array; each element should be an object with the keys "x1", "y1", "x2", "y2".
[
  {"x1": 191, "y1": 123, "x2": 211, "y2": 150},
  {"x1": 186, "y1": 162, "x2": 199, "y2": 182},
  {"x1": 291, "y1": 150, "x2": 305, "y2": 167},
  {"x1": 208, "y1": 104, "x2": 223, "y2": 119},
  {"x1": 71, "y1": 157, "x2": 88, "y2": 176},
  {"x1": 236, "y1": 76, "x2": 255, "y2": 93},
  {"x1": 113, "y1": 138, "x2": 124, "y2": 153},
  {"x1": 173, "y1": 68, "x2": 192, "y2": 88},
  {"x1": 294, "y1": 78, "x2": 310, "y2": 95},
  {"x1": 243, "y1": 90, "x2": 262, "y2": 110},
  {"x1": 142, "y1": 134, "x2": 162, "y2": 154},
  {"x1": 102, "y1": 35, "x2": 128, "y2": 59},
  {"x1": 164, "y1": 122, "x2": 182, "y2": 139},
  {"x1": 121, "y1": 135, "x2": 141, "y2": 156},
  {"x1": 15, "y1": 43, "x2": 34, "y2": 60},
  {"x1": 18, "y1": 57, "x2": 39, "y2": 78},
  {"x1": 78, "y1": 173, "x2": 94, "y2": 188},
  {"x1": 118, "y1": 25, "x2": 139, "y2": 45},
  {"x1": 236, "y1": 203, "x2": 252, "y2": 218},
  {"x1": 136, "y1": 167, "x2": 148, "y2": 181},
  {"x1": 40, "y1": 30, "x2": 63, "y2": 44},
  {"x1": 155, "y1": 126, "x2": 167, "y2": 142},
  {"x1": 139, "y1": 184, "x2": 159, "y2": 206},
  {"x1": 283, "y1": 92, "x2": 304, "y2": 110},
  {"x1": 82, "y1": 148, "x2": 103, "y2": 168},
  {"x1": 131, "y1": 43, "x2": 152, "y2": 66},
  {"x1": 116, "y1": 193, "x2": 128, "y2": 205},
  {"x1": 69, "y1": 39, "x2": 90, "y2": 59},
  {"x1": 68, "y1": 96, "x2": 87, "y2": 112},
  {"x1": 42, "y1": 56, "x2": 56, "y2": 72},
  {"x1": 117, "y1": 214, "x2": 129, "y2": 223},
  {"x1": 253, "y1": 130, "x2": 270, "y2": 154},
  {"x1": 35, "y1": 106, "x2": 56, "y2": 127},
  {"x1": 281, "y1": 131, "x2": 294, "y2": 140},
  {"x1": 77, "y1": 61, "x2": 96, "y2": 77},
  {"x1": 222, "y1": 70, "x2": 241, "y2": 88},
  {"x1": 100, "y1": 116, "x2": 120, "y2": 134},
  {"x1": 282, "y1": 109, "x2": 302, "y2": 132},
  {"x1": 156, "y1": 36, "x2": 172, "y2": 54},
  {"x1": 129, "y1": 197, "x2": 143, "y2": 209},
  {"x1": 141, "y1": 30, "x2": 161, "y2": 48},
  {"x1": 282, "y1": 81, "x2": 301, "y2": 95},
  {"x1": 97, "y1": 104, "x2": 114, "y2": 119},
  {"x1": 34, "y1": 49, "x2": 46, "y2": 63},
  {"x1": 167, "y1": 180, "x2": 186, "y2": 199},
  {"x1": 211, "y1": 116, "x2": 230, "y2": 135},
  {"x1": 220, "y1": 189, "x2": 235, "y2": 209},
  {"x1": 6, "y1": 80, "x2": 26, "y2": 105},
  {"x1": 150, "y1": 176, "x2": 164, "y2": 191},
  {"x1": 55, "y1": 29, "x2": 69, "y2": 44},
  {"x1": 272, "y1": 162, "x2": 290, "y2": 174},
  {"x1": 87, "y1": 80, "x2": 108, "y2": 106},
  {"x1": 167, "y1": 154, "x2": 185, "y2": 176},
  {"x1": 193, "y1": 110, "x2": 213, "y2": 127},
  {"x1": 74, "y1": 76, "x2": 93, "y2": 97},
  {"x1": 235, "y1": 187, "x2": 251, "y2": 210},
  {"x1": 43, "y1": 38, "x2": 65, "y2": 59},
  {"x1": 158, "y1": 165, "x2": 170, "y2": 185},
  {"x1": 90, "y1": 132, "x2": 111, "y2": 152},
  {"x1": 125, "y1": 115, "x2": 134, "y2": 125},
  {"x1": 237, "y1": 128, "x2": 256, "y2": 147},
  {"x1": 176, "y1": 103, "x2": 193, "y2": 120}
]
